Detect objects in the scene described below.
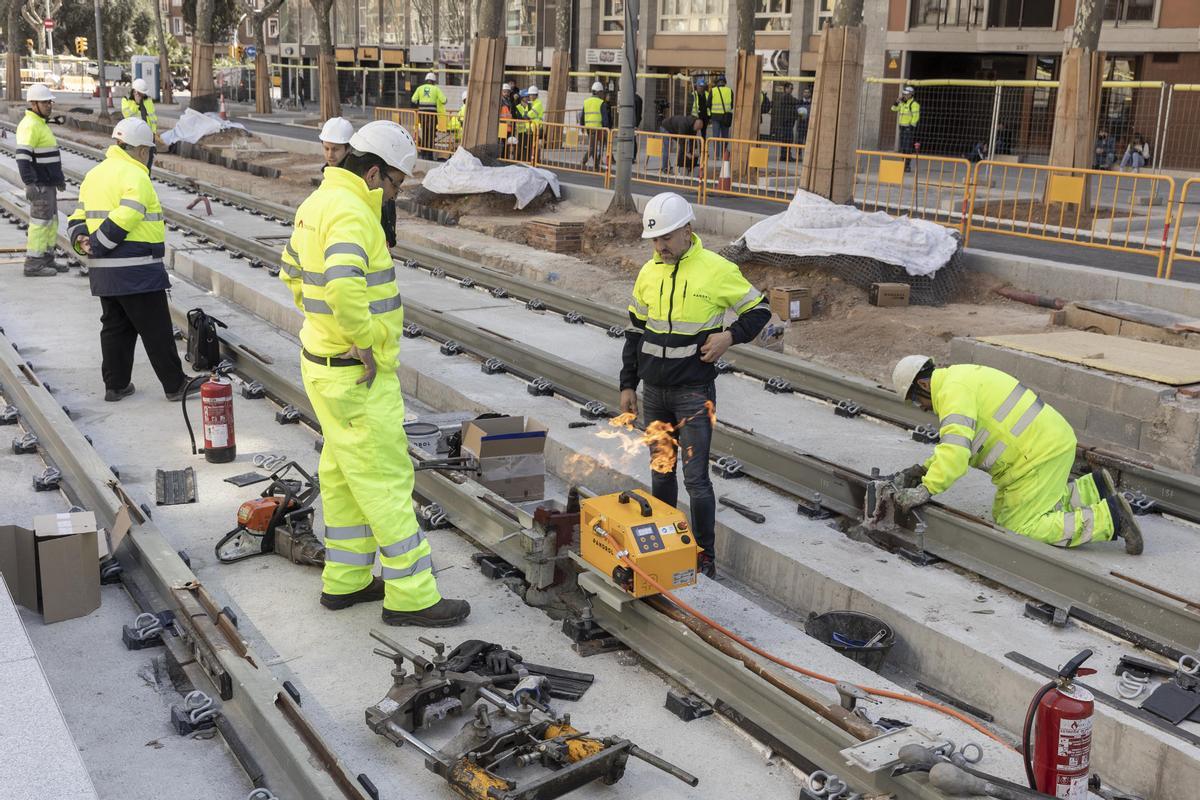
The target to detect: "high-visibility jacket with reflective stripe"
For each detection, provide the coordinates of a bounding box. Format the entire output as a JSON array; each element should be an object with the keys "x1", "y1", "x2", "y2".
[
  {"x1": 709, "y1": 85, "x2": 732, "y2": 115},
  {"x1": 691, "y1": 90, "x2": 709, "y2": 119},
  {"x1": 922, "y1": 365, "x2": 1075, "y2": 495},
  {"x1": 121, "y1": 95, "x2": 158, "y2": 134},
  {"x1": 891, "y1": 98, "x2": 920, "y2": 127},
  {"x1": 66, "y1": 145, "x2": 168, "y2": 297},
  {"x1": 528, "y1": 98, "x2": 544, "y2": 127},
  {"x1": 279, "y1": 167, "x2": 405, "y2": 371},
  {"x1": 622, "y1": 234, "x2": 769, "y2": 389},
  {"x1": 582, "y1": 96, "x2": 605, "y2": 128},
  {"x1": 411, "y1": 83, "x2": 447, "y2": 113},
  {"x1": 15, "y1": 109, "x2": 63, "y2": 187}
]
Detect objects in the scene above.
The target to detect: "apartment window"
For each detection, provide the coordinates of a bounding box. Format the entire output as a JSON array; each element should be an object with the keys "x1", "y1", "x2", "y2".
[
  {"x1": 267, "y1": 17, "x2": 279, "y2": 38},
  {"x1": 987, "y1": 0, "x2": 1053, "y2": 27},
  {"x1": 755, "y1": 0, "x2": 791, "y2": 31},
  {"x1": 1104, "y1": 0, "x2": 1155, "y2": 23},
  {"x1": 602, "y1": 0, "x2": 624, "y2": 32},
  {"x1": 908, "y1": 0, "x2": 981, "y2": 29},
  {"x1": 658, "y1": 0, "x2": 728, "y2": 33},
  {"x1": 506, "y1": 0, "x2": 536, "y2": 47},
  {"x1": 814, "y1": 0, "x2": 832, "y2": 31},
  {"x1": 171, "y1": 16, "x2": 183, "y2": 35}
]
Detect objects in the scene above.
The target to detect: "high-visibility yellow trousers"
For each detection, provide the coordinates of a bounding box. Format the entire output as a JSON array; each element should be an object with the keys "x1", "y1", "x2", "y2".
[
  {"x1": 25, "y1": 184, "x2": 58, "y2": 270},
  {"x1": 992, "y1": 447, "x2": 1115, "y2": 548},
  {"x1": 301, "y1": 358, "x2": 441, "y2": 611}
]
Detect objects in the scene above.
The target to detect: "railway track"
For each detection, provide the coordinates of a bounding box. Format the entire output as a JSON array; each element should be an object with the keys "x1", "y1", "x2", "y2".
[{"x1": 3, "y1": 130, "x2": 1198, "y2": 659}]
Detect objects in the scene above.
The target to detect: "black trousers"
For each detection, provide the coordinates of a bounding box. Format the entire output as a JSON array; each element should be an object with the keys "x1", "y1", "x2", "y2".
[{"x1": 99, "y1": 291, "x2": 186, "y2": 393}]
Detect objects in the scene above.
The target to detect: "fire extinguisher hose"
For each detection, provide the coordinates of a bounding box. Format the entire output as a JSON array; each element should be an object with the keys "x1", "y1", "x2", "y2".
[
  {"x1": 180, "y1": 374, "x2": 209, "y2": 455},
  {"x1": 1021, "y1": 681, "x2": 1057, "y2": 789},
  {"x1": 618, "y1": 554, "x2": 1015, "y2": 750}
]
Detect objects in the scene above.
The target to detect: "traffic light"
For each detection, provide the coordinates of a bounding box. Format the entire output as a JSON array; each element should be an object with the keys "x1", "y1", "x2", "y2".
[
  {"x1": 229, "y1": 44, "x2": 244, "y2": 60},
  {"x1": 25, "y1": 39, "x2": 34, "y2": 54},
  {"x1": 74, "y1": 36, "x2": 87, "y2": 55}
]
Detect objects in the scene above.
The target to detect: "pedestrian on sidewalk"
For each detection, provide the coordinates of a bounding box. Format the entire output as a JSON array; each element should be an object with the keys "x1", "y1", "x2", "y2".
[
  {"x1": 66, "y1": 119, "x2": 194, "y2": 403},
  {"x1": 619, "y1": 192, "x2": 771, "y2": 580},
  {"x1": 1119, "y1": 133, "x2": 1150, "y2": 172},
  {"x1": 279, "y1": 120, "x2": 470, "y2": 627},
  {"x1": 16, "y1": 83, "x2": 65, "y2": 277}
]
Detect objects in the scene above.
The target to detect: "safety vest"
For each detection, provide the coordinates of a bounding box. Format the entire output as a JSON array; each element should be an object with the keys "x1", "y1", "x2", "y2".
[
  {"x1": 121, "y1": 96, "x2": 158, "y2": 134},
  {"x1": 582, "y1": 95, "x2": 605, "y2": 128},
  {"x1": 923, "y1": 364, "x2": 1074, "y2": 495},
  {"x1": 514, "y1": 105, "x2": 531, "y2": 134},
  {"x1": 279, "y1": 167, "x2": 405, "y2": 371},
  {"x1": 411, "y1": 82, "x2": 447, "y2": 113},
  {"x1": 15, "y1": 109, "x2": 63, "y2": 187},
  {"x1": 66, "y1": 145, "x2": 168, "y2": 297},
  {"x1": 527, "y1": 98, "x2": 544, "y2": 128},
  {"x1": 892, "y1": 98, "x2": 920, "y2": 127},
  {"x1": 626, "y1": 234, "x2": 764, "y2": 387},
  {"x1": 448, "y1": 101, "x2": 465, "y2": 133},
  {"x1": 709, "y1": 85, "x2": 732, "y2": 115},
  {"x1": 691, "y1": 90, "x2": 707, "y2": 118}
]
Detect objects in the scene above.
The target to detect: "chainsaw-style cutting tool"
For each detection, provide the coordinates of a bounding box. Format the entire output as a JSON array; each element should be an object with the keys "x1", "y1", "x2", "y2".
[{"x1": 215, "y1": 461, "x2": 325, "y2": 566}]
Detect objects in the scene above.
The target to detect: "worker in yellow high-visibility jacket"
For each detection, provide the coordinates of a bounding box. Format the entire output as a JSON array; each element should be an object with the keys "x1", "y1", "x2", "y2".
[
  {"x1": 891, "y1": 85, "x2": 920, "y2": 169},
  {"x1": 411, "y1": 72, "x2": 447, "y2": 159},
  {"x1": 579, "y1": 81, "x2": 610, "y2": 170},
  {"x1": 447, "y1": 90, "x2": 467, "y2": 143},
  {"x1": 121, "y1": 78, "x2": 159, "y2": 134},
  {"x1": 889, "y1": 356, "x2": 1144, "y2": 555},
  {"x1": 279, "y1": 120, "x2": 470, "y2": 627},
  {"x1": 16, "y1": 83, "x2": 64, "y2": 277},
  {"x1": 708, "y1": 74, "x2": 733, "y2": 139}
]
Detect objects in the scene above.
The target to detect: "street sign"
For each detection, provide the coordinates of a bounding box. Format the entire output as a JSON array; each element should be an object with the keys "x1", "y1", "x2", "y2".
[
  {"x1": 42, "y1": 18, "x2": 54, "y2": 29},
  {"x1": 244, "y1": 45, "x2": 256, "y2": 58}
]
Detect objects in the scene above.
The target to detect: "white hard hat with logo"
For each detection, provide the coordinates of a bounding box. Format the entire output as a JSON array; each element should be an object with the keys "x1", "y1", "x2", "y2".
[
  {"x1": 591, "y1": 81, "x2": 604, "y2": 92},
  {"x1": 641, "y1": 192, "x2": 695, "y2": 239},
  {"x1": 892, "y1": 355, "x2": 933, "y2": 399},
  {"x1": 425, "y1": 72, "x2": 436, "y2": 81},
  {"x1": 132, "y1": 77, "x2": 149, "y2": 94},
  {"x1": 319, "y1": 116, "x2": 354, "y2": 144},
  {"x1": 26, "y1": 83, "x2": 54, "y2": 102},
  {"x1": 112, "y1": 117, "x2": 155, "y2": 148},
  {"x1": 349, "y1": 119, "x2": 418, "y2": 177}
]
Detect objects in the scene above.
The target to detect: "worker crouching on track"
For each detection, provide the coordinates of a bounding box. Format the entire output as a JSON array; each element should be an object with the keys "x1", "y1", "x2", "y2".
[
  {"x1": 280, "y1": 120, "x2": 470, "y2": 627},
  {"x1": 890, "y1": 356, "x2": 1144, "y2": 554},
  {"x1": 67, "y1": 118, "x2": 194, "y2": 403},
  {"x1": 619, "y1": 192, "x2": 771, "y2": 579},
  {"x1": 16, "y1": 83, "x2": 65, "y2": 277}
]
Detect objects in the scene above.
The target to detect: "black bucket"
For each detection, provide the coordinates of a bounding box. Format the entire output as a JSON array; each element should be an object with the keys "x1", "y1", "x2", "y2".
[{"x1": 805, "y1": 611, "x2": 896, "y2": 673}]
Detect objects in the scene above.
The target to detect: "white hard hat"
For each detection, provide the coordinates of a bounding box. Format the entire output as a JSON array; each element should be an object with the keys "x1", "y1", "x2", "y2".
[
  {"x1": 527, "y1": 85, "x2": 539, "y2": 95},
  {"x1": 26, "y1": 83, "x2": 54, "y2": 102},
  {"x1": 461, "y1": 90, "x2": 468, "y2": 101},
  {"x1": 425, "y1": 72, "x2": 436, "y2": 81},
  {"x1": 902, "y1": 85, "x2": 915, "y2": 94},
  {"x1": 591, "y1": 81, "x2": 604, "y2": 92},
  {"x1": 349, "y1": 119, "x2": 418, "y2": 177},
  {"x1": 132, "y1": 77, "x2": 149, "y2": 94},
  {"x1": 641, "y1": 192, "x2": 695, "y2": 239},
  {"x1": 319, "y1": 116, "x2": 354, "y2": 144},
  {"x1": 112, "y1": 117, "x2": 155, "y2": 148},
  {"x1": 892, "y1": 355, "x2": 933, "y2": 399}
]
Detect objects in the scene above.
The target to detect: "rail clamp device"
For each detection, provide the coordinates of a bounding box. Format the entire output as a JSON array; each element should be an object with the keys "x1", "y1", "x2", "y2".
[{"x1": 580, "y1": 490, "x2": 698, "y2": 598}]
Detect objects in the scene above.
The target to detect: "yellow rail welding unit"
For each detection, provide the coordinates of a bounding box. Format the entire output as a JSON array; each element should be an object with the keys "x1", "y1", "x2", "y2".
[{"x1": 580, "y1": 489, "x2": 699, "y2": 598}]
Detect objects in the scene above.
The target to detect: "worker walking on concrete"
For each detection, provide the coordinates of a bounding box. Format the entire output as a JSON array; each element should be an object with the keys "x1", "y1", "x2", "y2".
[
  {"x1": 318, "y1": 117, "x2": 355, "y2": 168},
  {"x1": 279, "y1": 120, "x2": 470, "y2": 627},
  {"x1": 66, "y1": 119, "x2": 192, "y2": 403},
  {"x1": 709, "y1": 74, "x2": 733, "y2": 140},
  {"x1": 891, "y1": 85, "x2": 920, "y2": 170},
  {"x1": 411, "y1": 72, "x2": 447, "y2": 159},
  {"x1": 580, "y1": 81, "x2": 611, "y2": 171},
  {"x1": 889, "y1": 356, "x2": 1144, "y2": 554},
  {"x1": 16, "y1": 83, "x2": 65, "y2": 277},
  {"x1": 620, "y1": 192, "x2": 770, "y2": 579}
]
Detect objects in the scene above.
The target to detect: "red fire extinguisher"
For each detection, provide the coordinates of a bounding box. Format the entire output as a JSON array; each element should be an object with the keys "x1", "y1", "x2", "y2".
[
  {"x1": 1023, "y1": 649, "x2": 1095, "y2": 800},
  {"x1": 182, "y1": 372, "x2": 237, "y2": 464}
]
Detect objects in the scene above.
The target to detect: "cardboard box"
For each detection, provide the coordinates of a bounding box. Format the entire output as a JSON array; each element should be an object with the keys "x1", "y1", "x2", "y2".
[
  {"x1": 769, "y1": 286, "x2": 813, "y2": 321},
  {"x1": 869, "y1": 282, "x2": 911, "y2": 308},
  {"x1": 0, "y1": 512, "x2": 101, "y2": 624},
  {"x1": 460, "y1": 416, "x2": 547, "y2": 502}
]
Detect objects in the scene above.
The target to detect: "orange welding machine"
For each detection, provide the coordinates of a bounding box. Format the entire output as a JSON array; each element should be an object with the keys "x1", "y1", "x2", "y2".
[{"x1": 580, "y1": 489, "x2": 698, "y2": 598}]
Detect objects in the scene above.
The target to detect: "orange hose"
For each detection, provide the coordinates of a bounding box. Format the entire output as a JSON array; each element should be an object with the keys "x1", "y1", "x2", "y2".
[{"x1": 620, "y1": 555, "x2": 1015, "y2": 749}]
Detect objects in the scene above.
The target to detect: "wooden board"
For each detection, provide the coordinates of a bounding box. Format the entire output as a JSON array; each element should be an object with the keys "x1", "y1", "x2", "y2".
[
  {"x1": 1075, "y1": 300, "x2": 1200, "y2": 332},
  {"x1": 979, "y1": 331, "x2": 1200, "y2": 386},
  {"x1": 463, "y1": 37, "x2": 506, "y2": 152}
]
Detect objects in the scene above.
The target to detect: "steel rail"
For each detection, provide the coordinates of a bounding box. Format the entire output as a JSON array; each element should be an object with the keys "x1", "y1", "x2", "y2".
[
  {"x1": 0, "y1": 327, "x2": 370, "y2": 800},
  {"x1": 5, "y1": 144, "x2": 1199, "y2": 654},
  {"x1": 3, "y1": 129, "x2": 1196, "y2": 525}
]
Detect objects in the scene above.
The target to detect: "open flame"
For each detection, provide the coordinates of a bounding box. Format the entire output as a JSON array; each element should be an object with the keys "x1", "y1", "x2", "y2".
[{"x1": 595, "y1": 402, "x2": 715, "y2": 475}]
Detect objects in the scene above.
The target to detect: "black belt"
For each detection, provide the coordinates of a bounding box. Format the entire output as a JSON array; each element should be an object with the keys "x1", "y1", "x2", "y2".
[{"x1": 303, "y1": 349, "x2": 361, "y2": 367}]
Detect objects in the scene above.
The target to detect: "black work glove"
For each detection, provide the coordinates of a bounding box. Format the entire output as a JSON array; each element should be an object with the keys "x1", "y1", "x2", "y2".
[
  {"x1": 484, "y1": 648, "x2": 523, "y2": 675},
  {"x1": 893, "y1": 463, "x2": 927, "y2": 490}
]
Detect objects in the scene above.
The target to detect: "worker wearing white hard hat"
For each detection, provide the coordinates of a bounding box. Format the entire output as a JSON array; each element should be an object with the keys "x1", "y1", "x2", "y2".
[
  {"x1": 620, "y1": 192, "x2": 770, "y2": 580},
  {"x1": 15, "y1": 83, "x2": 63, "y2": 276},
  {"x1": 891, "y1": 86, "x2": 920, "y2": 169},
  {"x1": 887, "y1": 356, "x2": 1144, "y2": 555},
  {"x1": 411, "y1": 72, "x2": 447, "y2": 159},
  {"x1": 319, "y1": 116, "x2": 355, "y2": 167},
  {"x1": 280, "y1": 120, "x2": 470, "y2": 628},
  {"x1": 66, "y1": 116, "x2": 190, "y2": 404},
  {"x1": 448, "y1": 90, "x2": 468, "y2": 142},
  {"x1": 579, "y1": 81, "x2": 610, "y2": 169},
  {"x1": 524, "y1": 85, "x2": 544, "y2": 139},
  {"x1": 122, "y1": 77, "x2": 159, "y2": 135}
]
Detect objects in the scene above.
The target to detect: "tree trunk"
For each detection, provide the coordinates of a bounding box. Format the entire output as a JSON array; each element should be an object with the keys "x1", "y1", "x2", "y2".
[
  {"x1": 831, "y1": 0, "x2": 863, "y2": 27},
  {"x1": 432, "y1": 0, "x2": 440, "y2": 74},
  {"x1": 191, "y1": 0, "x2": 217, "y2": 110},
  {"x1": 1071, "y1": 0, "x2": 1102, "y2": 50},
  {"x1": 735, "y1": 0, "x2": 753, "y2": 54},
  {"x1": 476, "y1": 0, "x2": 502, "y2": 38},
  {"x1": 152, "y1": 0, "x2": 174, "y2": 103},
  {"x1": 5, "y1": 0, "x2": 23, "y2": 101},
  {"x1": 554, "y1": 0, "x2": 569, "y2": 51},
  {"x1": 1046, "y1": 0, "x2": 1104, "y2": 174},
  {"x1": 312, "y1": 0, "x2": 339, "y2": 119},
  {"x1": 607, "y1": 0, "x2": 638, "y2": 213}
]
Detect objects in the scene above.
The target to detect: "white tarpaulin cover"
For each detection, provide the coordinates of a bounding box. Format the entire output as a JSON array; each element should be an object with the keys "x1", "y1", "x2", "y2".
[
  {"x1": 736, "y1": 189, "x2": 959, "y2": 277},
  {"x1": 422, "y1": 148, "x2": 561, "y2": 210},
  {"x1": 160, "y1": 108, "x2": 247, "y2": 147}
]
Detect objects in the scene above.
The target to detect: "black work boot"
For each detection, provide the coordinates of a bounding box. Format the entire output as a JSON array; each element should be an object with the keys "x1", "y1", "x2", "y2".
[
  {"x1": 321, "y1": 577, "x2": 385, "y2": 610},
  {"x1": 1096, "y1": 468, "x2": 1116, "y2": 502},
  {"x1": 104, "y1": 383, "x2": 135, "y2": 402},
  {"x1": 165, "y1": 375, "x2": 203, "y2": 401},
  {"x1": 23, "y1": 263, "x2": 58, "y2": 277},
  {"x1": 697, "y1": 552, "x2": 716, "y2": 580},
  {"x1": 1107, "y1": 493, "x2": 1144, "y2": 555},
  {"x1": 382, "y1": 598, "x2": 470, "y2": 628}
]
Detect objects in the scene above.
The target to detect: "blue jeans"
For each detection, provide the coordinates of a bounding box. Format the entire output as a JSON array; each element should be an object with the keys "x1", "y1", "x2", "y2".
[{"x1": 642, "y1": 382, "x2": 717, "y2": 555}]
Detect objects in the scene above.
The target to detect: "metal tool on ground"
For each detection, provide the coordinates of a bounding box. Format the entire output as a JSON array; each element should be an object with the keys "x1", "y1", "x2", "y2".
[
  {"x1": 1022, "y1": 649, "x2": 1094, "y2": 798},
  {"x1": 364, "y1": 630, "x2": 698, "y2": 800},
  {"x1": 214, "y1": 461, "x2": 324, "y2": 566},
  {"x1": 718, "y1": 496, "x2": 766, "y2": 523},
  {"x1": 156, "y1": 466, "x2": 197, "y2": 505},
  {"x1": 252, "y1": 453, "x2": 288, "y2": 472},
  {"x1": 441, "y1": 640, "x2": 595, "y2": 702},
  {"x1": 930, "y1": 762, "x2": 1055, "y2": 800},
  {"x1": 580, "y1": 489, "x2": 698, "y2": 598}
]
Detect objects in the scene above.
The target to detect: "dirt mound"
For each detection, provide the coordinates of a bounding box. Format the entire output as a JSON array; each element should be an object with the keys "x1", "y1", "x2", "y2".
[{"x1": 580, "y1": 211, "x2": 642, "y2": 256}]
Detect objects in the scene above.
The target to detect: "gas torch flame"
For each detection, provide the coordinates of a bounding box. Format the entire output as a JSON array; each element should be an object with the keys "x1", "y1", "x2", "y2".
[{"x1": 594, "y1": 402, "x2": 715, "y2": 475}]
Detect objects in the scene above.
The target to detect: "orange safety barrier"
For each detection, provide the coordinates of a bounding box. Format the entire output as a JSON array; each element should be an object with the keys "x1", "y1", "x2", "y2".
[
  {"x1": 533, "y1": 121, "x2": 612, "y2": 188},
  {"x1": 1166, "y1": 177, "x2": 1200, "y2": 280},
  {"x1": 699, "y1": 137, "x2": 804, "y2": 205},
  {"x1": 854, "y1": 150, "x2": 973, "y2": 233},
  {"x1": 965, "y1": 161, "x2": 1176, "y2": 276}
]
